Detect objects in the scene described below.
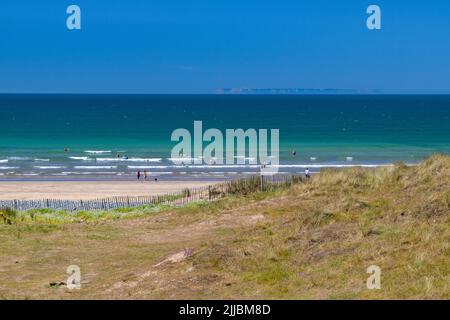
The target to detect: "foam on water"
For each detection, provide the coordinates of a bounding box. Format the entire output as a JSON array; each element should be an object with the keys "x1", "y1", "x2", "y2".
[
  {"x1": 96, "y1": 158, "x2": 162, "y2": 162},
  {"x1": 60, "y1": 171, "x2": 118, "y2": 175},
  {"x1": 184, "y1": 164, "x2": 261, "y2": 169},
  {"x1": 128, "y1": 165, "x2": 169, "y2": 169},
  {"x1": 69, "y1": 156, "x2": 92, "y2": 161},
  {"x1": 276, "y1": 164, "x2": 393, "y2": 168},
  {"x1": 167, "y1": 157, "x2": 202, "y2": 162},
  {"x1": 234, "y1": 156, "x2": 257, "y2": 161},
  {"x1": 74, "y1": 166, "x2": 118, "y2": 169},
  {"x1": 84, "y1": 150, "x2": 112, "y2": 154}
]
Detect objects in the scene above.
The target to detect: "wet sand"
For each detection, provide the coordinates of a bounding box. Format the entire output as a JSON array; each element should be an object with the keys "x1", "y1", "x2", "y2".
[{"x1": 0, "y1": 180, "x2": 220, "y2": 200}]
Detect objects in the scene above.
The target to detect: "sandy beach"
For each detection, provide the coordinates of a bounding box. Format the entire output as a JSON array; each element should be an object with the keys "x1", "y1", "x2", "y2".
[{"x1": 0, "y1": 180, "x2": 219, "y2": 200}]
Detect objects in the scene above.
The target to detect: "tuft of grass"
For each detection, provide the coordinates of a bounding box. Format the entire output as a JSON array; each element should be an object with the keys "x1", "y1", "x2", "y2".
[{"x1": 0, "y1": 208, "x2": 17, "y2": 225}]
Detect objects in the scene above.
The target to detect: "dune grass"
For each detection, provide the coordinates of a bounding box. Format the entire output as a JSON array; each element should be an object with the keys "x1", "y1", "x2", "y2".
[
  {"x1": 190, "y1": 155, "x2": 449, "y2": 299},
  {"x1": 0, "y1": 155, "x2": 448, "y2": 299},
  {"x1": 0, "y1": 204, "x2": 178, "y2": 225}
]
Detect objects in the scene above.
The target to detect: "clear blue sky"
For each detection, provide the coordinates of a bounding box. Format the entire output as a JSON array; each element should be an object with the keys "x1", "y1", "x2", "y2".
[{"x1": 1, "y1": 0, "x2": 450, "y2": 93}]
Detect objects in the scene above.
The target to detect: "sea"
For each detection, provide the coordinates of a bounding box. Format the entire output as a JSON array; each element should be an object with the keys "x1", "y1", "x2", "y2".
[{"x1": 0, "y1": 94, "x2": 449, "y2": 181}]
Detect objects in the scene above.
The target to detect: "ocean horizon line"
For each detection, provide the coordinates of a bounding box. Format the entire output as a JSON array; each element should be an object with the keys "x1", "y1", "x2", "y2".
[{"x1": 1, "y1": 92, "x2": 450, "y2": 96}]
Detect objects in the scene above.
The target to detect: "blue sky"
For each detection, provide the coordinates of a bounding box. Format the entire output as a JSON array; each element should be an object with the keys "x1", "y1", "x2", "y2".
[{"x1": 1, "y1": 0, "x2": 450, "y2": 93}]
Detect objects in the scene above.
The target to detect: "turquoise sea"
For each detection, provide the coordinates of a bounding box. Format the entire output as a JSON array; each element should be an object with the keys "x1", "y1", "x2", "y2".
[{"x1": 0, "y1": 94, "x2": 449, "y2": 180}]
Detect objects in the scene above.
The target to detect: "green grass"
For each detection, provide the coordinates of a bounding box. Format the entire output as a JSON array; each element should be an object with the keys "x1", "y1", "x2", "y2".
[{"x1": 0, "y1": 203, "x2": 178, "y2": 225}]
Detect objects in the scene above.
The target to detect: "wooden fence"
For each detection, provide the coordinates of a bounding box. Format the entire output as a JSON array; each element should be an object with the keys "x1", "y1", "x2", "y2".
[{"x1": 0, "y1": 174, "x2": 303, "y2": 211}]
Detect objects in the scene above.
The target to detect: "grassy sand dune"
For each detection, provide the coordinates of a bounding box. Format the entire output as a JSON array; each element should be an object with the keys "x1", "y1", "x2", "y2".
[{"x1": 0, "y1": 155, "x2": 449, "y2": 299}]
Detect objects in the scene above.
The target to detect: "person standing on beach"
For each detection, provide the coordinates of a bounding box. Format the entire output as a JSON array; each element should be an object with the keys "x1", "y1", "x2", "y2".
[
  {"x1": 144, "y1": 170, "x2": 148, "y2": 181},
  {"x1": 137, "y1": 170, "x2": 141, "y2": 181},
  {"x1": 305, "y1": 168, "x2": 310, "y2": 179}
]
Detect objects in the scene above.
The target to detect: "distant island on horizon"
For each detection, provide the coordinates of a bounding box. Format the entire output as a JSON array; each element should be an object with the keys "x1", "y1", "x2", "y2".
[
  {"x1": 216, "y1": 88, "x2": 382, "y2": 95},
  {"x1": 214, "y1": 88, "x2": 450, "y2": 95}
]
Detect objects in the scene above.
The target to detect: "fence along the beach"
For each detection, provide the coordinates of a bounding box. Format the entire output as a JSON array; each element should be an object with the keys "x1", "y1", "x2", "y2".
[{"x1": 0, "y1": 174, "x2": 303, "y2": 211}]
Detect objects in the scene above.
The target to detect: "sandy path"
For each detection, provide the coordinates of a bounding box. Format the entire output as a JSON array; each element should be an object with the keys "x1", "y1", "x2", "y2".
[{"x1": 0, "y1": 181, "x2": 219, "y2": 200}]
